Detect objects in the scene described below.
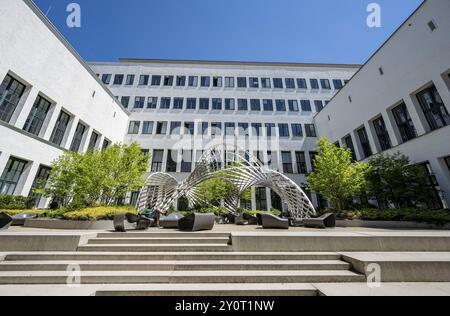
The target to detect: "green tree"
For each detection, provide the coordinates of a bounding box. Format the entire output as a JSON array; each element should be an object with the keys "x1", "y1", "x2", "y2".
[
  {"x1": 307, "y1": 137, "x2": 371, "y2": 211},
  {"x1": 366, "y1": 152, "x2": 439, "y2": 209},
  {"x1": 36, "y1": 143, "x2": 150, "y2": 208},
  {"x1": 194, "y1": 178, "x2": 236, "y2": 207}
]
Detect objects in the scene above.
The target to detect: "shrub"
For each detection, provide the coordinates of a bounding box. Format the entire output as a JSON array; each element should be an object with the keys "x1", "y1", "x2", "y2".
[
  {"x1": 62, "y1": 205, "x2": 136, "y2": 221},
  {"x1": 245, "y1": 209, "x2": 282, "y2": 216},
  {"x1": 1, "y1": 209, "x2": 46, "y2": 216},
  {"x1": 0, "y1": 195, "x2": 34, "y2": 210},
  {"x1": 343, "y1": 208, "x2": 450, "y2": 225}
]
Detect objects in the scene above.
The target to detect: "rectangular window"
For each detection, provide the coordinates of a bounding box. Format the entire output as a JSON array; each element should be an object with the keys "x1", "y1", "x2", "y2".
[
  {"x1": 156, "y1": 122, "x2": 168, "y2": 135},
  {"x1": 314, "y1": 100, "x2": 324, "y2": 112},
  {"x1": 212, "y1": 98, "x2": 222, "y2": 110},
  {"x1": 184, "y1": 122, "x2": 195, "y2": 135},
  {"x1": 225, "y1": 77, "x2": 234, "y2": 88},
  {"x1": 113, "y1": 74, "x2": 124, "y2": 85},
  {"x1": 125, "y1": 75, "x2": 135, "y2": 86},
  {"x1": 288, "y1": 100, "x2": 299, "y2": 112},
  {"x1": 373, "y1": 116, "x2": 392, "y2": 151},
  {"x1": 163, "y1": 76, "x2": 174, "y2": 86},
  {"x1": 173, "y1": 98, "x2": 184, "y2": 109},
  {"x1": 152, "y1": 150, "x2": 164, "y2": 172},
  {"x1": 263, "y1": 99, "x2": 273, "y2": 111},
  {"x1": 147, "y1": 97, "x2": 158, "y2": 109},
  {"x1": 101, "y1": 74, "x2": 111, "y2": 84},
  {"x1": 186, "y1": 98, "x2": 197, "y2": 110},
  {"x1": 310, "y1": 79, "x2": 319, "y2": 90},
  {"x1": 225, "y1": 123, "x2": 236, "y2": 136},
  {"x1": 225, "y1": 99, "x2": 235, "y2": 111},
  {"x1": 139, "y1": 75, "x2": 149, "y2": 86},
  {"x1": 237, "y1": 77, "x2": 247, "y2": 88},
  {"x1": 305, "y1": 124, "x2": 317, "y2": 137},
  {"x1": 285, "y1": 78, "x2": 295, "y2": 89},
  {"x1": 142, "y1": 121, "x2": 154, "y2": 134},
  {"x1": 282, "y1": 152, "x2": 293, "y2": 174},
  {"x1": 250, "y1": 99, "x2": 261, "y2": 111},
  {"x1": 160, "y1": 97, "x2": 171, "y2": 109},
  {"x1": 392, "y1": 102, "x2": 417, "y2": 143},
  {"x1": 301, "y1": 100, "x2": 312, "y2": 112},
  {"x1": 50, "y1": 110, "x2": 71, "y2": 146},
  {"x1": 267, "y1": 151, "x2": 278, "y2": 170},
  {"x1": 0, "y1": 75, "x2": 26, "y2": 123},
  {"x1": 29, "y1": 165, "x2": 51, "y2": 206},
  {"x1": 238, "y1": 99, "x2": 248, "y2": 111},
  {"x1": 200, "y1": 76, "x2": 210, "y2": 87},
  {"x1": 273, "y1": 78, "x2": 283, "y2": 89},
  {"x1": 176, "y1": 76, "x2": 186, "y2": 87},
  {"x1": 249, "y1": 78, "x2": 259, "y2": 88},
  {"x1": 200, "y1": 122, "x2": 209, "y2": 136},
  {"x1": 292, "y1": 124, "x2": 303, "y2": 137},
  {"x1": 199, "y1": 98, "x2": 210, "y2": 110},
  {"x1": 102, "y1": 139, "x2": 111, "y2": 150},
  {"x1": 188, "y1": 76, "x2": 198, "y2": 87},
  {"x1": 278, "y1": 123, "x2": 290, "y2": 137},
  {"x1": 121, "y1": 96, "x2": 130, "y2": 108},
  {"x1": 252, "y1": 123, "x2": 262, "y2": 137},
  {"x1": 23, "y1": 95, "x2": 51, "y2": 136},
  {"x1": 265, "y1": 123, "x2": 276, "y2": 137},
  {"x1": 181, "y1": 150, "x2": 193, "y2": 173},
  {"x1": 151, "y1": 75, "x2": 161, "y2": 86},
  {"x1": 211, "y1": 122, "x2": 222, "y2": 136},
  {"x1": 333, "y1": 79, "x2": 343, "y2": 90},
  {"x1": 344, "y1": 135, "x2": 357, "y2": 161},
  {"x1": 238, "y1": 123, "x2": 249, "y2": 137},
  {"x1": 295, "y1": 152, "x2": 307, "y2": 174},
  {"x1": 0, "y1": 157, "x2": 28, "y2": 195},
  {"x1": 170, "y1": 121, "x2": 181, "y2": 135},
  {"x1": 261, "y1": 78, "x2": 271, "y2": 88},
  {"x1": 212, "y1": 77, "x2": 223, "y2": 88},
  {"x1": 134, "y1": 97, "x2": 145, "y2": 109},
  {"x1": 357, "y1": 127, "x2": 373, "y2": 159},
  {"x1": 320, "y1": 79, "x2": 331, "y2": 90},
  {"x1": 255, "y1": 187, "x2": 267, "y2": 210},
  {"x1": 88, "y1": 131, "x2": 99, "y2": 150},
  {"x1": 276, "y1": 100, "x2": 286, "y2": 112},
  {"x1": 70, "y1": 122, "x2": 87, "y2": 152},
  {"x1": 128, "y1": 121, "x2": 140, "y2": 134},
  {"x1": 417, "y1": 85, "x2": 450, "y2": 130},
  {"x1": 297, "y1": 78, "x2": 307, "y2": 89}
]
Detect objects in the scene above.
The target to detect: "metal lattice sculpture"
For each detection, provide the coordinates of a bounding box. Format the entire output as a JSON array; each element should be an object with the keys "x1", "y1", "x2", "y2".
[{"x1": 137, "y1": 146, "x2": 316, "y2": 220}]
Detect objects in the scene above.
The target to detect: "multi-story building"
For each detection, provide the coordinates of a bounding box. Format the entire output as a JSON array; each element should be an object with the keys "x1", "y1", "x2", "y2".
[
  {"x1": 89, "y1": 60, "x2": 358, "y2": 209},
  {"x1": 0, "y1": 0, "x2": 129, "y2": 207},
  {"x1": 315, "y1": 0, "x2": 450, "y2": 208}
]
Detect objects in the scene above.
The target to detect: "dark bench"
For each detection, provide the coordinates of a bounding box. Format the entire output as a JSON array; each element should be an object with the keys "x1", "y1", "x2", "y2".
[
  {"x1": 303, "y1": 213, "x2": 336, "y2": 229},
  {"x1": 258, "y1": 213, "x2": 289, "y2": 229},
  {"x1": 0, "y1": 212, "x2": 13, "y2": 230},
  {"x1": 160, "y1": 213, "x2": 184, "y2": 229},
  {"x1": 114, "y1": 213, "x2": 154, "y2": 232},
  {"x1": 11, "y1": 212, "x2": 38, "y2": 226},
  {"x1": 235, "y1": 213, "x2": 258, "y2": 225},
  {"x1": 178, "y1": 213, "x2": 215, "y2": 232}
]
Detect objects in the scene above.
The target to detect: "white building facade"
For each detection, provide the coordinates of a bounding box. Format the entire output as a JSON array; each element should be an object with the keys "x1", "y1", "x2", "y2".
[
  {"x1": 0, "y1": 0, "x2": 129, "y2": 207},
  {"x1": 90, "y1": 60, "x2": 358, "y2": 210},
  {"x1": 314, "y1": 0, "x2": 450, "y2": 208}
]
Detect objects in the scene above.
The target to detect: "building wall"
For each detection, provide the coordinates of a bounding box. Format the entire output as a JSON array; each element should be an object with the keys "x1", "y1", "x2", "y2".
[
  {"x1": 0, "y1": 0, "x2": 129, "y2": 203},
  {"x1": 315, "y1": 0, "x2": 450, "y2": 207},
  {"x1": 90, "y1": 60, "x2": 358, "y2": 209}
]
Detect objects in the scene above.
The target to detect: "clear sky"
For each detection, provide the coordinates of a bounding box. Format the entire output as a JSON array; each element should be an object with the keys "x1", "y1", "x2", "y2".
[{"x1": 33, "y1": 0, "x2": 424, "y2": 64}]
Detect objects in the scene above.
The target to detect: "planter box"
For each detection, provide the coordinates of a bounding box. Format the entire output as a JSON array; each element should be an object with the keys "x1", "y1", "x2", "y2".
[
  {"x1": 337, "y1": 219, "x2": 450, "y2": 230},
  {"x1": 24, "y1": 219, "x2": 134, "y2": 230}
]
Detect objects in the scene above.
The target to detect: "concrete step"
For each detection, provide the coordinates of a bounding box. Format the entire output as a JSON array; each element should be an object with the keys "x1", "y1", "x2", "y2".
[
  {"x1": 0, "y1": 270, "x2": 366, "y2": 284},
  {"x1": 0, "y1": 260, "x2": 350, "y2": 271},
  {"x1": 77, "y1": 244, "x2": 233, "y2": 252},
  {"x1": 5, "y1": 252, "x2": 342, "y2": 261},
  {"x1": 94, "y1": 283, "x2": 318, "y2": 296},
  {"x1": 87, "y1": 237, "x2": 231, "y2": 245},
  {"x1": 97, "y1": 232, "x2": 231, "y2": 238}
]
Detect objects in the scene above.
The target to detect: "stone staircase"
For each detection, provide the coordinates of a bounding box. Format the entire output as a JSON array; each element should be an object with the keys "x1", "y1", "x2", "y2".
[{"x1": 0, "y1": 231, "x2": 366, "y2": 296}]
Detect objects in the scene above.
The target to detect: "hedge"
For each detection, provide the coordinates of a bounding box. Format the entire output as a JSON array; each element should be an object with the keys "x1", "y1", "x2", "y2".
[
  {"x1": 343, "y1": 208, "x2": 450, "y2": 225},
  {"x1": 0, "y1": 195, "x2": 34, "y2": 210},
  {"x1": 62, "y1": 206, "x2": 137, "y2": 221}
]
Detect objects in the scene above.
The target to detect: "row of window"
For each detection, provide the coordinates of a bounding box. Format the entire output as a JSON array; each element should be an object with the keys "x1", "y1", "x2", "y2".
[
  {"x1": 120, "y1": 96, "x2": 329, "y2": 113},
  {"x1": 148, "y1": 148, "x2": 317, "y2": 175},
  {"x1": 100, "y1": 73, "x2": 346, "y2": 91},
  {"x1": 128, "y1": 120, "x2": 317, "y2": 138},
  {"x1": 342, "y1": 83, "x2": 450, "y2": 161},
  {"x1": 0, "y1": 74, "x2": 111, "y2": 152}
]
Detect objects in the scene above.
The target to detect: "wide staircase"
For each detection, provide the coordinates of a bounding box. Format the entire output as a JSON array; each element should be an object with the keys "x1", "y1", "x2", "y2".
[{"x1": 0, "y1": 232, "x2": 366, "y2": 296}]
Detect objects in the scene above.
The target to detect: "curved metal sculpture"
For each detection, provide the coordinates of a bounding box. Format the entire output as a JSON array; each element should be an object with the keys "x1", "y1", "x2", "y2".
[{"x1": 137, "y1": 146, "x2": 316, "y2": 220}]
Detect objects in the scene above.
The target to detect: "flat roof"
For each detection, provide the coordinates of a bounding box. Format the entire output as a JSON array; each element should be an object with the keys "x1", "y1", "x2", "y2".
[{"x1": 117, "y1": 58, "x2": 361, "y2": 69}]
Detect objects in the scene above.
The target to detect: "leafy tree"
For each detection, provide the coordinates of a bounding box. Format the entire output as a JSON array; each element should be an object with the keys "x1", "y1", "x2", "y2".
[
  {"x1": 366, "y1": 152, "x2": 439, "y2": 209},
  {"x1": 35, "y1": 143, "x2": 150, "y2": 208},
  {"x1": 194, "y1": 178, "x2": 236, "y2": 207},
  {"x1": 307, "y1": 137, "x2": 371, "y2": 211}
]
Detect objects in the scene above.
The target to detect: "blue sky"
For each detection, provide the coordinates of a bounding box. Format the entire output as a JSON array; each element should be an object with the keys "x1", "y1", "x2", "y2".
[{"x1": 33, "y1": 0, "x2": 424, "y2": 64}]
